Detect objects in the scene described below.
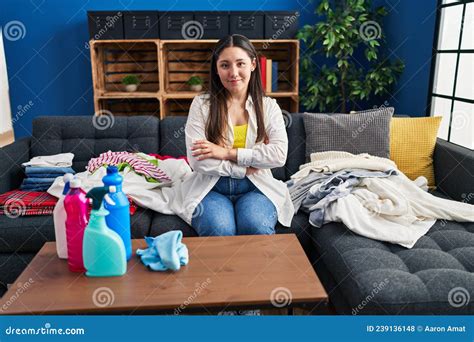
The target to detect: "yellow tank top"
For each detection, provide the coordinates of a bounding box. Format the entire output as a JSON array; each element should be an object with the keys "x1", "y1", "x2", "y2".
[{"x1": 233, "y1": 124, "x2": 248, "y2": 148}]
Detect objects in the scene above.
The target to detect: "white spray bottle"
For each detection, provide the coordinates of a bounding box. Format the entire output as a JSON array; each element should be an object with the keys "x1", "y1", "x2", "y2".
[{"x1": 53, "y1": 173, "x2": 75, "y2": 259}]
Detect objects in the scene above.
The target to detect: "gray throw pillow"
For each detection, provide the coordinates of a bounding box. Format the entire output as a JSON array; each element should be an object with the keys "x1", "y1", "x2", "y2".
[{"x1": 303, "y1": 107, "x2": 394, "y2": 161}]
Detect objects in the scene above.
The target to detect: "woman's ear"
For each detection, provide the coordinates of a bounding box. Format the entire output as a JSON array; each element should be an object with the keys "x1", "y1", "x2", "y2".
[{"x1": 251, "y1": 58, "x2": 257, "y2": 72}]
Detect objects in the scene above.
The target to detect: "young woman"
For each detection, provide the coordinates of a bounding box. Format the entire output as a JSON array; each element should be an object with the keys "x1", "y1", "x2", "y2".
[{"x1": 172, "y1": 34, "x2": 294, "y2": 236}]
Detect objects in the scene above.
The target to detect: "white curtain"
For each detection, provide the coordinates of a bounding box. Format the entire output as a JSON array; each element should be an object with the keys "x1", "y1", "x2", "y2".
[{"x1": 0, "y1": 27, "x2": 13, "y2": 136}]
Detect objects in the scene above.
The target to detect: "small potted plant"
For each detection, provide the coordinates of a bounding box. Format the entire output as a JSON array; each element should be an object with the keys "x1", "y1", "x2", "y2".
[
  {"x1": 187, "y1": 76, "x2": 203, "y2": 92},
  {"x1": 122, "y1": 74, "x2": 140, "y2": 92}
]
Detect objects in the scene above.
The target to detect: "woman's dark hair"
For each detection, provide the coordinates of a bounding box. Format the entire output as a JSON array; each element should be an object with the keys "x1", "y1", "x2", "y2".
[{"x1": 206, "y1": 34, "x2": 265, "y2": 146}]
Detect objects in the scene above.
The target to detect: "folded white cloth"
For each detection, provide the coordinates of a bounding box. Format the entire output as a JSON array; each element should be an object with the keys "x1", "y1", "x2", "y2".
[
  {"x1": 22, "y1": 153, "x2": 74, "y2": 167},
  {"x1": 292, "y1": 151, "x2": 397, "y2": 181}
]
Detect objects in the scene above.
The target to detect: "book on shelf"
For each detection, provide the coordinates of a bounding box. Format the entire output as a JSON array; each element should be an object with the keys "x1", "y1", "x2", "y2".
[
  {"x1": 271, "y1": 61, "x2": 278, "y2": 92},
  {"x1": 266, "y1": 59, "x2": 272, "y2": 93},
  {"x1": 259, "y1": 56, "x2": 267, "y2": 90}
]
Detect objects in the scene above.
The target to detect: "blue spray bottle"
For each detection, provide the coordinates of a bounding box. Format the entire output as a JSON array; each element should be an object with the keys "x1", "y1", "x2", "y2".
[
  {"x1": 102, "y1": 166, "x2": 131, "y2": 260},
  {"x1": 83, "y1": 186, "x2": 127, "y2": 277}
]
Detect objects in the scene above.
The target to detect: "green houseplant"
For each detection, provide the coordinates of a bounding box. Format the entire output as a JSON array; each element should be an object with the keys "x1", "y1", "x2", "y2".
[
  {"x1": 122, "y1": 74, "x2": 140, "y2": 92},
  {"x1": 187, "y1": 76, "x2": 204, "y2": 92},
  {"x1": 297, "y1": 0, "x2": 405, "y2": 112}
]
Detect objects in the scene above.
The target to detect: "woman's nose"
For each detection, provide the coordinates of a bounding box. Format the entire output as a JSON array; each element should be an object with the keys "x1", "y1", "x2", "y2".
[{"x1": 229, "y1": 65, "x2": 238, "y2": 77}]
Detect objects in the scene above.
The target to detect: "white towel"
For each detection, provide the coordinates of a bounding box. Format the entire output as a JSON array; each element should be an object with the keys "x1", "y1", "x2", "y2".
[
  {"x1": 324, "y1": 172, "x2": 474, "y2": 248},
  {"x1": 22, "y1": 153, "x2": 74, "y2": 167}
]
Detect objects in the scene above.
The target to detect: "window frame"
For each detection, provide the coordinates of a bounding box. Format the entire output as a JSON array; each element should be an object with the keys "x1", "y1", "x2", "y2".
[{"x1": 426, "y1": 0, "x2": 473, "y2": 147}]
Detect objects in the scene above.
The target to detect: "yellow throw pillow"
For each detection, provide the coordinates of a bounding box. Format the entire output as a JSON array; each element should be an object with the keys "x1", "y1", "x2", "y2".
[{"x1": 390, "y1": 116, "x2": 442, "y2": 187}]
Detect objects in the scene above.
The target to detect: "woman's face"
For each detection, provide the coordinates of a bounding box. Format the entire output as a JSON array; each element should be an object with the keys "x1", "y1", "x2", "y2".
[{"x1": 216, "y1": 46, "x2": 256, "y2": 96}]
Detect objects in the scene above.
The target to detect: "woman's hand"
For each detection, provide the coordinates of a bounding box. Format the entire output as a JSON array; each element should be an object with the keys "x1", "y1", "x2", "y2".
[{"x1": 191, "y1": 140, "x2": 229, "y2": 161}]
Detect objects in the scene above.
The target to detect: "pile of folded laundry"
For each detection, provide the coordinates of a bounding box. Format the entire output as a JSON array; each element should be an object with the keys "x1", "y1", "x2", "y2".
[{"x1": 20, "y1": 153, "x2": 75, "y2": 192}]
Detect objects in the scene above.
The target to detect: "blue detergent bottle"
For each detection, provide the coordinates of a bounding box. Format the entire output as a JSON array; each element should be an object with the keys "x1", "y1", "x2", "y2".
[{"x1": 102, "y1": 166, "x2": 132, "y2": 260}]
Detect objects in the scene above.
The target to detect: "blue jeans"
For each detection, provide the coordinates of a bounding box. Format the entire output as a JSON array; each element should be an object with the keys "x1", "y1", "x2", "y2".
[{"x1": 191, "y1": 177, "x2": 277, "y2": 236}]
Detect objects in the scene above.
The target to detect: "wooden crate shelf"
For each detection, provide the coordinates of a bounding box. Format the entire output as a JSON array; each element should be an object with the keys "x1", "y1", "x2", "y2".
[
  {"x1": 161, "y1": 41, "x2": 213, "y2": 93},
  {"x1": 91, "y1": 41, "x2": 160, "y2": 94},
  {"x1": 90, "y1": 39, "x2": 299, "y2": 118},
  {"x1": 97, "y1": 91, "x2": 159, "y2": 99},
  {"x1": 97, "y1": 98, "x2": 160, "y2": 117},
  {"x1": 162, "y1": 98, "x2": 193, "y2": 117}
]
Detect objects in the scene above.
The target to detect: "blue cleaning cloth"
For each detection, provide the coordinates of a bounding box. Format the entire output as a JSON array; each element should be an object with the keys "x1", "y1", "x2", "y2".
[
  {"x1": 25, "y1": 166, "x2": 76, "y2": 175},
  {"x1": 136, "y1": 231, "x2": 189, "y2": 271}
]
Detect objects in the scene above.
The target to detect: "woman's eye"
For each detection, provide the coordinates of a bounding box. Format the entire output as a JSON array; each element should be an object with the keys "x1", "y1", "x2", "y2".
[
  {"x1": 238, "y1": 62, "x2": 245, "y2": 67},
  {"x1": 220, "y1": 64, "x2": 228, "y2": 69}
]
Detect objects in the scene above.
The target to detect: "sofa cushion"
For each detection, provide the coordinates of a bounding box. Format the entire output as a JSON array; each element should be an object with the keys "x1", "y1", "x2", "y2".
[
  {"x1": 159, "y1": 116, "x2": 187, "y2": 158},
  {"x1": 149, "y1": 213, "x2": 198, "y2": 237},
  {"x1": 276, "y1": 212, "x2": 315, "y2": 260},
  {"x1": 312, "y1": 209, "x2": 474, "y2": 314},
  {"x1": 303, "y1": 107, "x2": 394, "y2": 161},
  {"x1": 0, "y1": 253, "x2": 36, "y2": 295},
  {"x1": 31, "y1": 116, "x2": 160, "y2": 172},
  {"x1": 130, "y1": 208, "x2": 154, "y2": 238},
  {"x1": 285, "y1": 114, "x2": 306, "y2": 180},
  {"x1": 0, "y1": 215, "x2": 54, "y2": 253},
  {"x1": 0, "y1": 208, "x2": 153, "y2": 254},
  {"x1": 390, "y1": 116, "x2": 442, "y2": 187}
]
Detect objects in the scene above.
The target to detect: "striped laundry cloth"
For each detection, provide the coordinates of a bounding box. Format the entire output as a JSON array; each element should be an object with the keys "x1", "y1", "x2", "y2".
[{"x1": 87, "y1": 151, "x2": 171, "y2": 183}]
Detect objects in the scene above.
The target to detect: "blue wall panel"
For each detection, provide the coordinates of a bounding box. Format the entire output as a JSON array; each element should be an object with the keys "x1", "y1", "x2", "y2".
[{"x1": 0, "y1": 0, "x2": 437, "y2": 138}]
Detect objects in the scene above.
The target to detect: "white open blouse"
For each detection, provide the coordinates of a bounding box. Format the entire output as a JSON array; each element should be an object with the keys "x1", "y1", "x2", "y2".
[{"x1": 168, "y1": 93, "x2": 295, "y2": 227}]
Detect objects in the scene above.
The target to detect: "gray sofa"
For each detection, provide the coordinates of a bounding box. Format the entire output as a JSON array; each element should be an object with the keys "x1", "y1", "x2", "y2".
[{"x1": 0, "y1": 115, "x2": 472, "y2": 314}]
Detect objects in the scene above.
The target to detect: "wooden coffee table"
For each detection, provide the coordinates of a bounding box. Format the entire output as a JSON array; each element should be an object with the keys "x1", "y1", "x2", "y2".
[{"x1": 0, "y1": 234, "x2": 328, "y2": 314}]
